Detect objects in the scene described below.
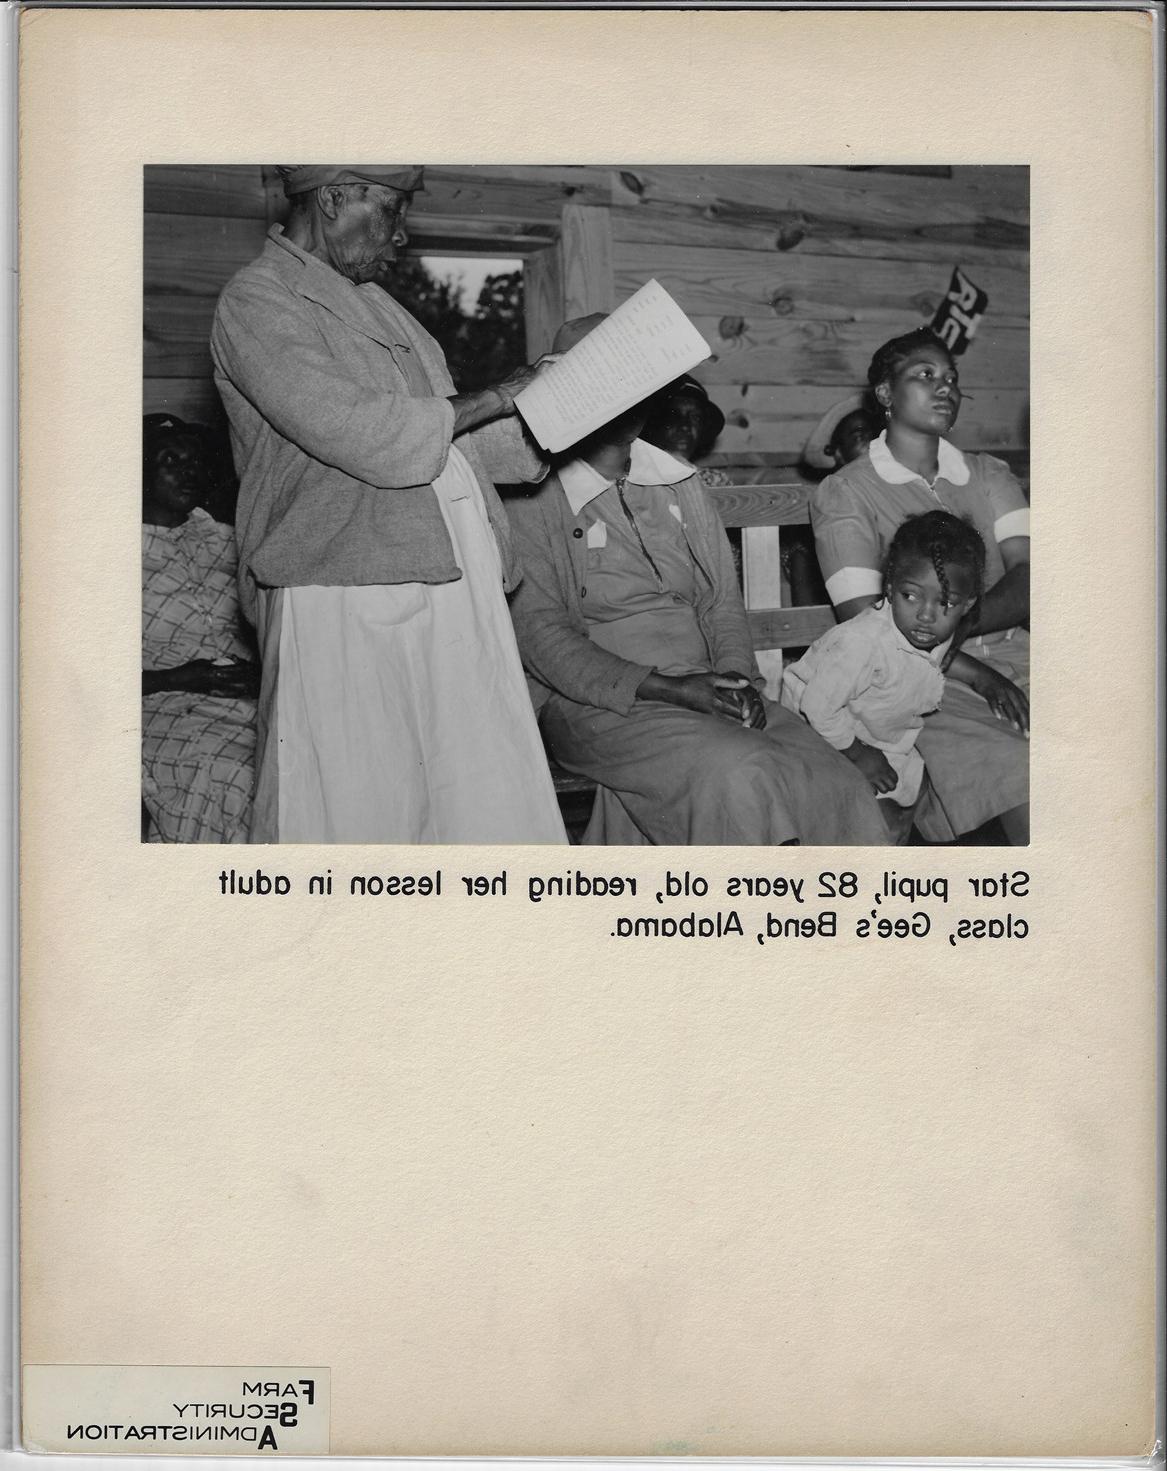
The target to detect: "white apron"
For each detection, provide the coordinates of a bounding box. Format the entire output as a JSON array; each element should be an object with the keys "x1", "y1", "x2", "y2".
[{"x1": 251, "y1": 447, "x2": 567, "y2": 845}]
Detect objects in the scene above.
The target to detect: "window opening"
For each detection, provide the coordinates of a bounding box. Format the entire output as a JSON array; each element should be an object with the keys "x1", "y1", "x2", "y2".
[{"x1": 386, "y1": 254, "x2": 526, "y2": 393}]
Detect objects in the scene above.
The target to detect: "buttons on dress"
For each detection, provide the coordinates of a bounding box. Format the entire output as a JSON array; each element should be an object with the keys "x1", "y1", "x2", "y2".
[{"x1": 572, "y1": 527, "x2": 583, "y2": 539}]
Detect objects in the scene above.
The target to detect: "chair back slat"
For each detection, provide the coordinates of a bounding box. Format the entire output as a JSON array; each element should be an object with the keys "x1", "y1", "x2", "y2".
[
  {"x1": 747, "y1": 606, "x2": 835, "y2": 648},
  {"x1": 710, "y1": 480, "x2": 831, "y2": 676},
  {"x1": 704, "y1": 481, "x2": 815, "y2": 529}
]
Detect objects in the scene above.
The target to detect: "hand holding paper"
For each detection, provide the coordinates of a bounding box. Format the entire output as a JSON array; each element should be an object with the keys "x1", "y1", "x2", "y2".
[{"x1": 514, "y1": 280, "x2": 712, "y2": 453}]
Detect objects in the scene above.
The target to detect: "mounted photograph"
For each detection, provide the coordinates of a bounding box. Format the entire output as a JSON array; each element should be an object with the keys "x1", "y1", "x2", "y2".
[{"x1": 142, "y1": 163, "x2": 1029, "y2": 847}]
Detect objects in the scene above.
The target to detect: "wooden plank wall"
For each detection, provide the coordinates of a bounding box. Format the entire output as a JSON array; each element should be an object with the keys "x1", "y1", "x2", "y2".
[
  {"x1": 409, "y1": 164, "x2": 1029, "y2": 464},
  {"x1": 143, "y1": 166, "x2": 278, "y2": 425},
  {"x1": 143, "y1": 165, "x2": 1028, "y2": 465},
  {"x1": 607, "y1": 166, "x2": 1028, "y2": 464}
]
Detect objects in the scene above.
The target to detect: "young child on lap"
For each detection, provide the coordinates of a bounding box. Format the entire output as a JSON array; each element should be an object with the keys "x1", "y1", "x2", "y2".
[{"x1": 782, "y1": 511, "x2": 1028, "y2": 839}]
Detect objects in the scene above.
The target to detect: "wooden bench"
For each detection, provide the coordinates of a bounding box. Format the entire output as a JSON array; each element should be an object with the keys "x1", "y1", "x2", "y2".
[
  {"x1": 549, "y1": 457, "x2": 1030, "y2": 832},
  {"x1": 706, "y1": 479, "x2": 832, "y2": 696},
  {"x1": 707, "y1": 451, "x2": 1030, "y2": 690}
]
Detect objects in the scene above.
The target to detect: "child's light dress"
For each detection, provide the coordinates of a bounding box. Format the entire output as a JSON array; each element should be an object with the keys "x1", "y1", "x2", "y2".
[{"x1": 781, "y1": 599, "x2": 948, "y2": 806}]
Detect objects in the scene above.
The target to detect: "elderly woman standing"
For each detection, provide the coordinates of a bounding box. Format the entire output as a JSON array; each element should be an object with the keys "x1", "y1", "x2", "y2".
[
  {"x1": 811, "y1": 327, "x2": 1030, "y2": 843},
  {"x1": 211, "y1": 165, "x2": 565, "y2": 844},
  {"x1": 505, "y1": 316, "x2": 888, "y2": 847}
]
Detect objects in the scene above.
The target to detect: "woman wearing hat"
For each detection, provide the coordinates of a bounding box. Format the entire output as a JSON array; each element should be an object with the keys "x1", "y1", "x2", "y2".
[
  {"x1": 211, "y1": 166, "x2": 565, "y2": 844},
  {"x1": 783, "y1": 394, "x2": 882, "y2": 607},
  {"x1": 639, "y1": 375, "x2": 728, "y2": 481},
  {"x1": 803, "y1": 393, "x2": 881, "y2": 476},
  {"x1": 505, "y1": 317, "x2": 888, "y2": 846}
]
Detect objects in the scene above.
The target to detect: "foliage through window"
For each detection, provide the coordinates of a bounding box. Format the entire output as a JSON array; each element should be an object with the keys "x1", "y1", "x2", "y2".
[{"x1": 383, "y1": 257, "x2": 526, "y2": 394}]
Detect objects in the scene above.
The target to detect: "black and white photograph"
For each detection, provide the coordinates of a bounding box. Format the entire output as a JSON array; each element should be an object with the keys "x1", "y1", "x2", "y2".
[
  {"x1": 142, "y1": 163, "x2": 1030, "y2": 847},
  {"x1": 20, "y1": 7, "x2": 1157, "y2": 1460}
]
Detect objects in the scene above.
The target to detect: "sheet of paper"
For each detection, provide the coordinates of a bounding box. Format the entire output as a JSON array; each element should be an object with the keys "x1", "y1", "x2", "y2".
[
  {"x1": 16, "y1": 6, "x2": 1158, "y2": 1460},
  {"x1": 514, "y1": 280, "x2": 711, "y2": 452}
]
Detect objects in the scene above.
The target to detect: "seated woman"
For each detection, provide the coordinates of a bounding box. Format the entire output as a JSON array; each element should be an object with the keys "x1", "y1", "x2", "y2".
[
  {"x1": 505, "y1": 316, "x2": 888, "y2": 847},
  {"x1": 811, "y1": 328, "x2": 1030, "y2": 843},
  {"x1": 141, "y1": 414, "x2": 258, "y2": 842}
]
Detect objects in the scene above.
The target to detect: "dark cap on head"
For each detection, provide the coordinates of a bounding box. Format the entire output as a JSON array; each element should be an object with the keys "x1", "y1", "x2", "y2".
[
  {"x1": 277, "y1": 165, "x2": 426, "y2": 197},
  {"x1": 640, "y1": 374, "x2": 726, "y2": 461},
  {"x1": 142, "y1": 413, "x2": 209, "y2": 494},
  {"x1": 660, "y1": 375, "x2": 725, "y2": 437},
  {"x1": 143, "y1": 412, "x2": 201, "y2": 457}
]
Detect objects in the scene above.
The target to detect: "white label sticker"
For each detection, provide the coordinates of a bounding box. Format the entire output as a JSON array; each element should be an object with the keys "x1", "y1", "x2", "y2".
[{"x1": 22, "y1": 1365, "x2": 330, "y2": 1455}]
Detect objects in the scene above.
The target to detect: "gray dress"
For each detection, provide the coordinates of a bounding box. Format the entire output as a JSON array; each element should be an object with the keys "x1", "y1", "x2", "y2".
[{"x1": 507, "y1": 461, "x2": 889, "y2": 847}]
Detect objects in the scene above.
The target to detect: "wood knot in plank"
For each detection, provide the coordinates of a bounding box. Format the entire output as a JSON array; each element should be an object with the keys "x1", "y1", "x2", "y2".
[
  {"x1": 718, "y1": 315, "x2": 746, "y2": 340},
  {"x1": 774, "y1": 222, "x2": 806, "y2": 251},
  {"x1": 769, "y1": 291, "x2": 796, "y2": 317},
  {"x1": 619, "y1": 171, "x2": 645, "y2": 196}
]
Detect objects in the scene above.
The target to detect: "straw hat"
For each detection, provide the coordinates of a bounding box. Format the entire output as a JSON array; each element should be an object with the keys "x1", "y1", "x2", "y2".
[{"x1": 803, "y1": 392, "x2": 870, "y2": 471}]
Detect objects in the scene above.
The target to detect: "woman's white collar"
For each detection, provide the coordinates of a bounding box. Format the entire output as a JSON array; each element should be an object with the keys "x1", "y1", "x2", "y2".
[
  {"x1": 559, "y1": 439, "x2": 695, "y2": 515},
  {"x1": 868, "y1": 430, "x2": 970, "y2": 487}
]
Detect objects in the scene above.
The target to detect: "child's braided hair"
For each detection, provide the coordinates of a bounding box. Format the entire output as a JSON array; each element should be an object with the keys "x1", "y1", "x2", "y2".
[{"x1": 885, "y1": 510, "x2": 986, "y2": 604}]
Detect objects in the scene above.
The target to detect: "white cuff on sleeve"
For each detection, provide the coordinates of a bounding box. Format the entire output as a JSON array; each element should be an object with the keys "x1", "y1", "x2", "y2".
[
  {"x1": 993, "y1": 508, "x2": 1030, "y2": 542},
  {"x1": 825, "y1": 566, "x2": 883, "y2": 605}
]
